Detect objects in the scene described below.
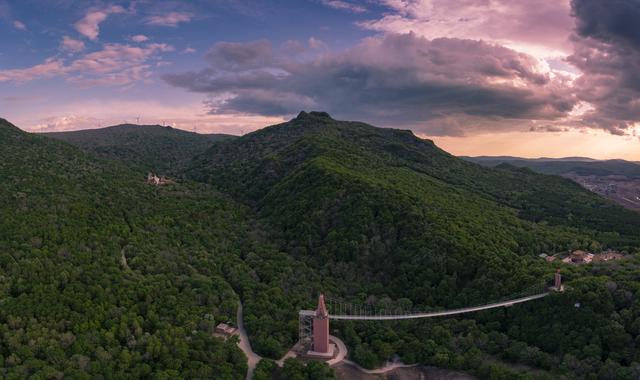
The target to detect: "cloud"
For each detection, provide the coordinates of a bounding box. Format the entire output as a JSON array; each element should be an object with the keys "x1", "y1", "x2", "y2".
[
  {"x1": 321, "y1": 0, "x2": 367, "y2": 13},
  {"x1": 163, "y1": 33, "x2": 578, "y2": 136},
  {"x1": 359, "y1": 0, "x2": 574, "y2": 59},
  {"x1": 145, "y1": 11, "x2": 193, "y2": 27},
  {"x1": 308, "y1": 37, "x2": 327, "y2": 50},
  {"x1": 61, "y1": 36, "x2": 85, "y2": 53},
  {"x1": 13, "y1": 20, "x2": 25, "y2": 30},
  {"x1": 282, "y1": 40, "x2": 307, "y2": 55},
  {"x1": 130, "y1": 34, "x2": 149, "y2": 42},
  {"x1": 529, "y1": 125, "x2": 569, "y2": 133},
  {"x1": 74, "y1": 5, "x2": 125, "y2": 40},
  {"x1": 205, "y1": 39, "x2": 274, "y2": 70},
  {"x1": 0, "y1": 43, "x2": 173, "y2": 87},
  {"x1": 567, "y1": 0, "x2": 640, "y2": 134},
  {"x1": 67, "y1": 43, "x2": 173, "y2": 86},
  {"x1": 0, "y1": 58, "x2": 67, "y2": 82},
  {"x1": 183, "y1": 47, "x2": 197, "y2": 54}
]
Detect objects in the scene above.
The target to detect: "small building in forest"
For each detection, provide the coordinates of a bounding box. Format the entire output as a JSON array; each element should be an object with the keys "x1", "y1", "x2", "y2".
[{"x1": 215, "y1": 323, "x2": 237, "y2": 336}]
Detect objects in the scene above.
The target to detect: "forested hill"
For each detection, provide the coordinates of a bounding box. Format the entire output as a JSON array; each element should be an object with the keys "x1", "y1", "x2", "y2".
[
  {"x1": 183, "y1": 112, "x2": 640, "y2": 378},
  {"x1": 43, "y1": 124, "x2": 235, "y2": 174},
  {"x1": 188, "y1": 111, "x2": 640, "y2": 249},
  {"x1": 0, "y1": 118, "x2": 262, "y2": 378}
]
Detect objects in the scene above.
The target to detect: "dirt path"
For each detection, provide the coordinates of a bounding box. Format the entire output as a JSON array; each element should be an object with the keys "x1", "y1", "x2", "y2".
[
  {"x1": 343, "y1": 359, "x2": 418, "y2": 374},
  {"x1": 120, "y1": 247, "x2": 131, "y2": 272},
  {"x1": 236, "y1": 301, "x2": 262, "y2": 380},
  {"x1": 333, "y1": 362, "x2": 477, "y2": 380},
  {"x1": 329, "y1": 335, "x2": 474, "y2": 379}
]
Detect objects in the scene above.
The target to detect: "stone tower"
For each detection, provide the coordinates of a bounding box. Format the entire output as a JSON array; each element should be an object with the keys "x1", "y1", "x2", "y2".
[
  {"x1": 554, "y1": 269, "x2": 562, "y2": 291},
  {"x1": 313, "y1": 294, "x2": 330, "y2": 353}
]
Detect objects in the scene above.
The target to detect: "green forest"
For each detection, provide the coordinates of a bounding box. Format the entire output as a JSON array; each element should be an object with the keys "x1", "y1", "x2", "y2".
[{"x1": 2, "y1": 112, "x2": 640, "y2": 379}]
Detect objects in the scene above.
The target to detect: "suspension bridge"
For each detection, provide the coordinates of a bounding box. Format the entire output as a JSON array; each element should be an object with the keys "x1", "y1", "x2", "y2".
[{"x1": 299, "y1": 270, "x2": 564, "y2": 357}]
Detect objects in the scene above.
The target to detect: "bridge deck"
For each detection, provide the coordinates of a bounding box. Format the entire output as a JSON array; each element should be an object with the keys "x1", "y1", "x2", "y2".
[{"x1": 300, "y1": 292, "x2": 549, "y2": 321}]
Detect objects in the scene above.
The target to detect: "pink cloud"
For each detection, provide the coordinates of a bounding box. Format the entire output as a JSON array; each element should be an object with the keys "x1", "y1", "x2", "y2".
[
  {"x1": 13, "y1": 20, "x2": 26, "y2": 30},
  {"x1": 145, "y1": 12, "x2": 193, "y2": 27},
  {"x1": 74, "y1": 5, "x2": 125, "y2": 40},
  {"x1": 61, "y1": 36, "x2": 85, "y2": 53},
  {"x1": 360, "y1": 0, "x2": 574, "y2": 58},
  {"x1": 0, "y1": 43, "x2": 173, "y2": 87},
  {"x1": 68, "y1": 43, "x2": 173, "y2": 86},
  {"x1": 130, "y1": 34, "x2": 149, "y2": 42},
  {"x1": 0, "y1": 58, "x2": 67, "y2": 83}
]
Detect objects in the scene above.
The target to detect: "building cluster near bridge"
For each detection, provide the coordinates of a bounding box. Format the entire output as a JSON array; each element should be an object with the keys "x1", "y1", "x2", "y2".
[{"x1": 541, "y1": 249, "x2": 625, "y2": 265}]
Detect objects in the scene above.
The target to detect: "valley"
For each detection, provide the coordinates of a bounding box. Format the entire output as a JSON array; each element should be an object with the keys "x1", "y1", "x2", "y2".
[
  {"x1": 465, "y1": 156, "x2": 640, "y2": 212},
  {"x1": 564, "y1": 174, "x2": 640, "y2": 211}
]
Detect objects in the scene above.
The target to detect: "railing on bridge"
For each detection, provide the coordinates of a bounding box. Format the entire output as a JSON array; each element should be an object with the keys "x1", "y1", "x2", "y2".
[
  {"x1": 299, "y1": 273, "x2": 565, "y2": 354},
  {"x1": 299, "y1": 282, "x2": 556, "y2": 342},
  {"x1": 322, "y1": 283, "x2": 549, "y2": 320}
]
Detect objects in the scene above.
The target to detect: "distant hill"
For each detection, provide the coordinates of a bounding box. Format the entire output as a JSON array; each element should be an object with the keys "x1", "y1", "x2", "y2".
[
  {"x1": 465, "y1": 156, "x2": 640, "y2": 178},
  {"x1": 465, "y1": 156, "x2": 640, "y2": 210},
  {"x1": 43, "y1": 124, "x2": 235, "y2": 174}
]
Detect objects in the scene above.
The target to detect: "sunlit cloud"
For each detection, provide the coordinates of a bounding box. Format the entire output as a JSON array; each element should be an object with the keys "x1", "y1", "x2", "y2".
[
  {"x1": 0, "y1": 43, "x2": 173, "y2": 87},
  {"x1": 0, "y1": 58, "x2": 66, "y2": 83},
  {"x1": 74, "y1": 5, "x2": 125, "y2": 40},
  {"x1": 360, "y1": 0, "x2": 574, "y2": 60},
  {"x1": 60, "y1": 36, "x2": 85, "y2": 53}
]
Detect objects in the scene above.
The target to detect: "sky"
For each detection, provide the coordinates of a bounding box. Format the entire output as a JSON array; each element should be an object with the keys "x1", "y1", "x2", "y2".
[{"x1": 1, "y1": 0, "x2": 639, "y2": 160}]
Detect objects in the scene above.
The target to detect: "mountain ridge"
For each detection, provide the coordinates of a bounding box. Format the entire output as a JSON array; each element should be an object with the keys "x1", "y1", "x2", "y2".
[{"x1": 43, "y1": 123, "x2": 236, "y2": 174}]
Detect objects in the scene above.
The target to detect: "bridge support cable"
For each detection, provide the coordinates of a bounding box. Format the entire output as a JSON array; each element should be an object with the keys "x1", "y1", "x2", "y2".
[{"x1": 299, "y1": 278, "x2": 562, "y2": 343}]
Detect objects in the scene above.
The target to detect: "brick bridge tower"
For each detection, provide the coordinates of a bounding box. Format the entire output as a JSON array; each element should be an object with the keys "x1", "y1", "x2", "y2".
[
  {"x1": 312, "y1": 294, "x2": 330, "y2": 354},
  {"x1": 554, "y1": 269, "x2": 563, "y2": 291}
]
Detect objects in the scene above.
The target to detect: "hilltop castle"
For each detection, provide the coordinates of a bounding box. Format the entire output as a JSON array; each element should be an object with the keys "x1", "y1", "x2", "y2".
[{"x1": 146, "y1": 172, "x2": 173, "y2": 186}]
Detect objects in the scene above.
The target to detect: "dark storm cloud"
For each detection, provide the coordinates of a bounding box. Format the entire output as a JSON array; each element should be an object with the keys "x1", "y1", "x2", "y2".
[
  {"x1": 568, "y1": 0, "x2": 640, "y2": 132},
  {"x1": 163, "y1": 33, "x2": 576, "y2": 135},
  {"x1": 572, "y1": 0, "x2": 640, "y2": 48}
]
